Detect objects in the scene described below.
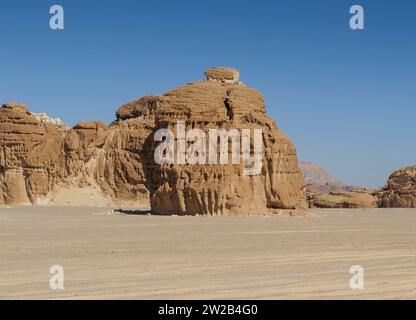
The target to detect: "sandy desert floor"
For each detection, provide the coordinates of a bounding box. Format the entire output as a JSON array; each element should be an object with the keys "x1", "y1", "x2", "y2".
[{"x1": 0, "y1": 206, "x2": 416, "y2": 299}]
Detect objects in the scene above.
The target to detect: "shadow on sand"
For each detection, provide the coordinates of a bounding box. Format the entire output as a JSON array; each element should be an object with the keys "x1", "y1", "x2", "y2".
[{"x1": 114, "y1": 209, "x2": 152, "y2": 216}]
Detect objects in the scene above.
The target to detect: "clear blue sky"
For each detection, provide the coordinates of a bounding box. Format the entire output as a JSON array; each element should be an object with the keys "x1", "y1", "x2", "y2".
[{"x1": 1, "y1": 0, "x2": 415, "y2": 188}]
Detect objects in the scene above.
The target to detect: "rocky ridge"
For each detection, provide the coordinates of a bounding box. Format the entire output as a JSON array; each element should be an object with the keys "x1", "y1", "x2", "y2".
[{"x1": 3, "y1": 69, "x2": 414, "y2": 212}]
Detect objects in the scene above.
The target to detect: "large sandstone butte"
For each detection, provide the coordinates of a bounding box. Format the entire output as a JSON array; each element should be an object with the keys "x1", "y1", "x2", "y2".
[
  {"x1": 0, "y1": 68, "x2": 306, "y2": 215},
  {"x1": 143, "y1": 68, "x2": 306, "y2": 215},
  {"x1": 376, "y1": 165, "x2": 416, "y2": 207}
]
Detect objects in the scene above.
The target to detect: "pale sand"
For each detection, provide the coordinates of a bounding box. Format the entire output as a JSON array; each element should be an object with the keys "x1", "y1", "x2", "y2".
[
  {"x1": 39, "y1": 186, "x2": 150, "y2": 208},
  {"x1": 1, "y1": 207, "x2": 416, "y2": 300}
]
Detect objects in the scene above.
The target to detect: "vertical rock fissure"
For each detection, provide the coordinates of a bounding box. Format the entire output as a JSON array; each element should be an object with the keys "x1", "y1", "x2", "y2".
[{"x1": 224, "y1": 98, "x2": 233, "y2": 121}]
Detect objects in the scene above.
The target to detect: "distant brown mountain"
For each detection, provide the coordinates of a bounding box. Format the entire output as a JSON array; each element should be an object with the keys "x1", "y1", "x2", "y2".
[
  {"x1": 299, "y1": 161, "x2": 348, "y2": 193},
  {"x1": 299, "y1": 161, "x2": 377, "y2": 208}
]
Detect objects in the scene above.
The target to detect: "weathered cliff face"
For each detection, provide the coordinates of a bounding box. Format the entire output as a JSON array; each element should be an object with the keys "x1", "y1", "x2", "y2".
[
  {"x1": 58, "y1": 99, "x2": 155, "y2": 204},
  {"x1": 376, "y1": 165, "x2": 416, "y2": 207},
  {"x1": 0, "y1": 103, "x2": 66, "y2": 205},
  {"x1": 0, "y1": 67, "x2": 306, "y2": 215},
  {"x1": 143, "y1": 68, "x2": 306, "y2": 215},
  {"x1": 94, "y1": 96, "x2": 158, "y2": 202},
  {"x1": 0, "y1": 102, "x2": 151, "y2": 206}
]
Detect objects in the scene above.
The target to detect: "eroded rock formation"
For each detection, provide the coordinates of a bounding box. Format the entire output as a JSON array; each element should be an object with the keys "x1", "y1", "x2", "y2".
[
  {"x1": 0, "y1": 102, "x2": 150, "y2": 206},
  {"x1": 0, "y1": 68, "x2": 306, "y2": 215},
  {"x1": 307, "y1": 189, "x2": 377, "y2": 209},
  {"x1": 0, "y1": 103, "x2": 67, "y2": 204},
  {"x1": 376, "y1": 165, "x2": 416, "y2": 207},
  {"x1": 143, "y1": 68, "x2": 306, "y2": 215}
]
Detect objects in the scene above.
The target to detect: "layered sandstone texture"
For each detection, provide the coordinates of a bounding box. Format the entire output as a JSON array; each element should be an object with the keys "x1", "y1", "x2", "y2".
[
  {"x1": 376, "y1": 165, "x2": 416, "y2": 207},
  {"x1": 143, "y1": 67, "x2": 306, "y2": 215},
  {"x1": 0, "y1": 103, "x2": 67, "y2": 205},
  {"x1": 0, "y1": 101, "x2": 151, "y2": 206},
  {"x1": 307, "y1": 190, "x2": 377, "y2": 209},
  {"x1": 0, "y1": 68, "x2": 306, "y2": 215}
]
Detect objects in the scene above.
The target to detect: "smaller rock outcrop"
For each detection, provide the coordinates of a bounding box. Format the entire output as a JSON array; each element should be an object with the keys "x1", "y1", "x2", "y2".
[
  {"x1": 307, "y1": 189, "x2": 377, "y2": 208},
  {"x1": 115, "y1": 95, "x2": 162, "y2": 120},
  {"x1": 376, "y1": 165, "x2": 416, "y2": 207},
  {"x1": 300, "y1": 161, "x2": 377, "y2": 208},
  {"x1": 0, "y1": 102, "x2": 66, "y2": 205}
]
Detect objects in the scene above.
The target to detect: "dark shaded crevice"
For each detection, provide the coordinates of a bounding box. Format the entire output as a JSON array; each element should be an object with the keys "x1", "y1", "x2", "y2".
[{"x1": 224, "y1": 98, "x2": 234, "y2": 121}]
